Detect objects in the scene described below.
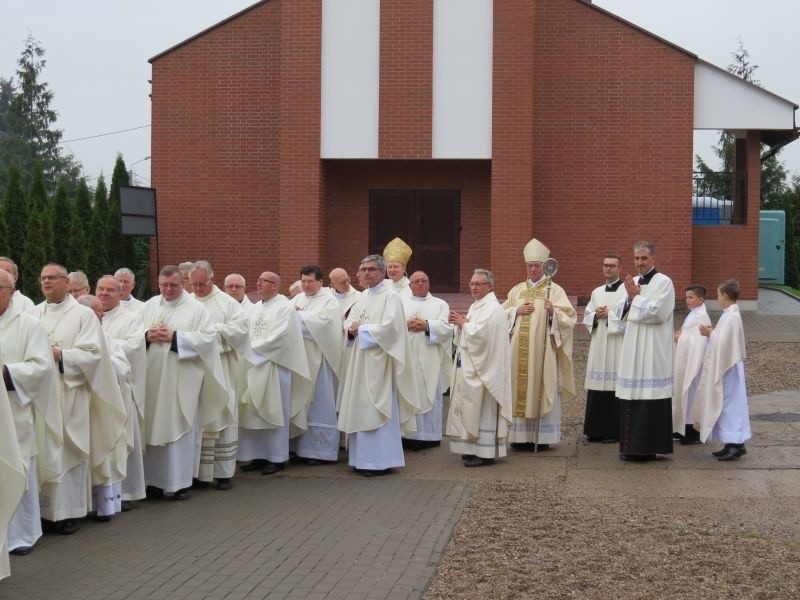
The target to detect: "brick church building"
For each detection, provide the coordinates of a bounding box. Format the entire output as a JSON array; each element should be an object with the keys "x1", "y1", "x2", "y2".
[{"x1": 149, "y1": 0, "x2": 797, "y2": 306}]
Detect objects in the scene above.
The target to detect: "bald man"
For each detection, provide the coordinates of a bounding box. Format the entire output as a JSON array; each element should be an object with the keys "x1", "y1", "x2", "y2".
[{"x1": 224, "y1": 273, "x2": 252, "y2": 308}]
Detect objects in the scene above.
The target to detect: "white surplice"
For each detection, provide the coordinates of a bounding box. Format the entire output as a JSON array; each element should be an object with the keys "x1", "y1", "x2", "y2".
[
  {"x1": 194, "y1": 286, "x2": 250, "y2": 481},
  {"x1": 583, "y1": 282, "x2": 626, "y2": 392},
  {"x1": 238, "y1": 296, "x2": 309, "y2": 464},
  {"x1": 672, "y1": 304, "x2": 711, "y2": 433},
  {"x1": 446, "y1": 292, "x2": 512, "y2": 458},
  {"x1": 1, "y1": 305, "x2": 56, "y2": 551},
  {"x1": 291, "y1": 290, "x2": 343, "y2": 461},
  {"x1": 401, "y1": 293, "x2": 453, "y2": 441},
  {"x1": 141, "y1": 292, "x2": 224, "y2": 492}
]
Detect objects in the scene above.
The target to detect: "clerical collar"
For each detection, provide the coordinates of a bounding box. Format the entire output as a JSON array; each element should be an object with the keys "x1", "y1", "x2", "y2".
[
  {"x1": 528, "y1": 277, "x2": 545, "y2": 286},
  {"x1": 638, "y1": 268, "x2": 657, "y2": 285},
  {"x1": 121, "y1": 296, "x2": 132, "y2": 303},
  {"x1": 161, "y1": 294, "x2": 183, "y2": 307},
  {"x1": 368, "y1": 280, "x2": 386, "y2": 295},
  {"x1": 411, "y1": 294, "x2": 428, "y2": 302},
  {"x1": 605, "y1": 279, "x2": 622, "y2": 292},
  {"x1": 46, "y1": 295, "x2": 69, "y2": 305},
  {"x1": 261, "y1": 295, "x2": 277, "y2": 305},
  {"x1": 334, "y1": 290, "x2": 347, "y2": 299}
]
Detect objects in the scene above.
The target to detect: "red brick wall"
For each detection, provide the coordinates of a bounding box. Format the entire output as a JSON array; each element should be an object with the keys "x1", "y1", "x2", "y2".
[
  {"x1": 525, "y1": 0, "x2": 696, "y2": 300},
  {"x1": 490, "y1": 0, "x2": 537, "y2": 296},
  {"x1": 378, "y1": 0, "x2": 433, "y2": 159},
  {"x1": 324, "y1": 160, "x2": 490, "y2": 289},
  {"x1": 691, "y1": 132, "x2": 761, "y2": 301},
  {"x1": 150, "y1": 1, "x2": 281, "y2": 293}
]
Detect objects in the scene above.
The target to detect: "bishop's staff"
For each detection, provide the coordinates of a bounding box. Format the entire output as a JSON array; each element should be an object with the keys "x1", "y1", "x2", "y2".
[{"x1": 533, "y1": 257, "x2": 559, "y2": 453}]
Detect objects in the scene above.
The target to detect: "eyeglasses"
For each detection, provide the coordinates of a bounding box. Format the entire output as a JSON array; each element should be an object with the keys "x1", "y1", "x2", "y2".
[
  {"x1": 257, "y1": 278, "x2": 279, "y2": 285},
  {"x1": 190, "y1": 281, "x2": 211, "y2": 287},
  {"x1": 358, "y1": 267, "x2": 380, "y2": 273},
  {"x1": 40, "y1": 275, "x2": 67, "y2": 282},
  {"x1": 225, "y1": 284, "x2": 244, "y2": 289},
  {"x1": 603, "y1": 264, "x2": 620, "y2": 268},
  {"x1": 68, "y1": 287, "x2": 89, "y2": 294},
  {"x1": 159, "y1": 283, "x2": 182, "y2": 289},
  {"x1": 469, "y1": 281, "x2": 490, "y2": 287},
  {"x1": 410, "y1": 280, "x2": 429, "y2": 285}
]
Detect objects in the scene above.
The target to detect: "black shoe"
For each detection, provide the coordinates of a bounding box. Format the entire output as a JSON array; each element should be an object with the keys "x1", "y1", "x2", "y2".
[
  {"x1": 121, "y1": 500, "x2": 134, "y2": 512},
  {"x1": 56, "y1": 519, "x2": 78, "y2": 535},
  {"x1": 402, "y1": 438, "x2": 424, "y2": 451},
  {"x1": 510, "y1": 442, "x2": 531, "y2": 450},
  {"x1": 215, "y1": 478, "x2": 232, "y2": 491},
  {"x1": 172, "y1": 488, "x2": 190, "y2": 501},
  {"x1": 460, "y1": 454, "x2": 475, "y2": 460},
  {"x1": 463, "y1": 456, "x2": 495, "y2": 468},
  {"x1": 10, "y1": 546, "x2": 32, "y2": 556},
  {"x1": 239, "y1": 459, "x2": 268, "y2": 472},
  {"x1": 359, "y1": 468, "x2": 392, "y2": 477},
  {"x1": 93, "y1": 514, "x2": 112, "y2": 523},
  {"x1": 536, "y1": 444, "x2": 551, "y2": 451},
  {"x1": 712, "y1": 444, "x2": 732, "y2": 457},
  {"x1": 261, "y1": 461, "x2": 286, "y2": 475},
  {"x1": 619, "y1": 454, "x2": 656, "y2": 462},
  {"x1": 145, "y1": 485, "x2": 164, "y2": 499},
  {"x1": 304, "y1": 458, "x2": 337, "y2": 466},
  {"x1": 600, "y1": 438, "x2": 618, "y2": 444},
  {"x1": 191, "y1": 478, "x2": 210, "y2": 489},
  {"x1": 680, "y1": 426, "x2": 701, "y2": 445},
  {"x1": 717, "y1": 445, "x2": 747, "y2": 461}
]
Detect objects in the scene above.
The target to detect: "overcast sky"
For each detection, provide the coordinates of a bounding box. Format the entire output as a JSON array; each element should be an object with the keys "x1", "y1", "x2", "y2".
[{"x1": 2, "y1": 0, "x2": 798, "y2": 187}]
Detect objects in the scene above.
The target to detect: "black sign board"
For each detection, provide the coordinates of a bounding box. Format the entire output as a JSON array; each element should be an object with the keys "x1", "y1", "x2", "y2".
[{"x1": 120, "y1": 185, "x2": 157, "y2": 236}]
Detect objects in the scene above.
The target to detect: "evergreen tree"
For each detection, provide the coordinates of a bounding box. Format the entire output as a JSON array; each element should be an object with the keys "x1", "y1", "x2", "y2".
[
  {"x1": 88, "y1": 179, "x2": 110, "y2": 283},
  {"x1": 108, "y1": 154, "x2": 130, "y2": 267},
  {"x1": 784, "y1": 178, "x2": 800, "y2": 288},
  {"x1": 20, "y1": 163, "x2": 50, "y2": 298},
  {"x1": 66, "y1": 178, "x2": 90, "y2": 274},
  {"x1": 50, "y1": 179, "x2": 72, "y2": 267},
  {"x1": 0, "y1": 200, "x2": 8, "y2": 257},
  {"x1": 0, "y1": 35, "x2": 81, "y2": 197},
  {"x1": 3, "y1": 163, "x2": 27, "y2": 264}
]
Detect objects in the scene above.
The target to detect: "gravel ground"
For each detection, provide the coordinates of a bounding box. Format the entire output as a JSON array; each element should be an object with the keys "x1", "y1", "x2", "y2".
[{"x1": 424, "y1": 341, "x2": 800, "y2": 600}]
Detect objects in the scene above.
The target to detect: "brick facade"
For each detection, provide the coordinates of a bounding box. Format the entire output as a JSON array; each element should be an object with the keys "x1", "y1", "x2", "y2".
[{"x1": 150, "y1": 0, "x2": 764, "y2": 301}]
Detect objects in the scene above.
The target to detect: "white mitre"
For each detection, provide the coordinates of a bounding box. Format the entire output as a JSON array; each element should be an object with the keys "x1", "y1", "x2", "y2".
[{"x1": 523, "y1": 238, "x2": 550, "y2": 262}]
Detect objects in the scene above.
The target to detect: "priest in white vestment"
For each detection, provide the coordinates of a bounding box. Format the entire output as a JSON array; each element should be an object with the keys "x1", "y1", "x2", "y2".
[
  {"x1": 97, "y1": 276, "x2": 147, "y2": 507},
  {"x1": 141, "y1": 265, "x2": 225, "y2": 500},
  {"x1": 582, "y1": 255, "x2": 625, "y2": 443},
  {"x1": 190, "y1": 262, "x2": 250, "y2": 489},
  {"x1": 224, "y1": 273, "x2": 253, "y2": 309},
  {"x1": 77, "y1": 295, "x2": 129, "y2": 522},
  {"x1": 503, "y1": 238, "x2": 576, "y2": 450},
  {"x1": 614, "y1": 241, "x2": 675, "y2": 461},
  {"x1": 1, "y1": 378, "x2": 26, "y2": 581},
  {"x1": 0, "y1": 271, "x2": 57, "y2": 557},
  {"x1": 30, "y1": 264, "x2": 121, "y2": 534},
  {"x1": 338, "y1": 255, "x2": 423, "y2": 477},
  {"x1": 0, "y1": 257, "x2": 34, "y2": 312},
  {"x1": 691, "y1": 279, "x2": 751, "y2": 461},
  {"x1": 672, "y1": 285, "x2": 711, "y2": 444},
  {"x1": 238, "y1": 272, "x2": 310, "y2": 475},
  {"x1": 383, "y1": 237, "x2": 413, "y2": 297},
  {"x1": 115, "y1": 267, "x2": 145, "y2": 316},
  {"x1": 446, "y1": 269, "x2": 512, "y2": 466},
  {"x1": 290, "y1": 266, "x2": 343, "y2": 464},
  {"x1": 401, "y1": 271, "x2": 453, "y2": 450}
]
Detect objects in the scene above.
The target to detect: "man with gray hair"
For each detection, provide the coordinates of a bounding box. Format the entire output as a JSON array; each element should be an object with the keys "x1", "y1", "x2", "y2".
[
  {"x1": 179, "y1": 261, "x2": 195, "y2": 292},
  {"x1": 67, "y1": 271, "x2": 91, "y2": 298},
  {"x1": 97, "y1": 274, "x2": 147, "y2": 508},
  {"x1": 224, "y1": 273, "x2": 252, "y2": 308},
  {"x1": 115, "y1": 268, "x2": 144, "y2": 315},
  {"x1": 0, "y1": 257, "x2": 34, "y2": 311},
  {"x1": 337, "y1": 255, "x2": 423, "y2": 476},
  {"x1": 189, "y1": 261, "x2": 250, "y2": 490},
  {"x1": 446, "y1": 269, "x2": 512, "y2": 467},
  {"x1": 613, "y1": 241, "x2": 675, "y2": 461}
]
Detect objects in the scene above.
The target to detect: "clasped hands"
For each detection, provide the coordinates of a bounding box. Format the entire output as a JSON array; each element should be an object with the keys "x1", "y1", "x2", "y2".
[
  {"x1": 147, "y1": 325, "x2": 174, "y2": 344},
  {"x1": 516, "y1": 300, "x2": 553, "y2": 316},
  {"x1": 407, "y1": 317, "x2": 428, "y2": 333}
]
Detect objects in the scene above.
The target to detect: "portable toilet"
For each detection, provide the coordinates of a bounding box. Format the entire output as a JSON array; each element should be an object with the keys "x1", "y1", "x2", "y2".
[{"x1": 759, "y1": 210, "x2": 785, "y2": 285}]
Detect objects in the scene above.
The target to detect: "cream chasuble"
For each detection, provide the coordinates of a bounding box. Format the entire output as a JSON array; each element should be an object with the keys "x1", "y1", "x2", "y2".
[
  {"x1": 102, "y1": 304, "x2": 147, "y2": 435},
  {"x1": 239, "y1": 296, "x2": 309, "y2": 430},
  {"x1": 446, "y1": 292, "x2": 512, "y2": 441},
  {"x1": 0, "y1": 306, "x2": 58, "y2": 472},
  {"x1": 672, "y1": 304, "x2": 711, "y2": 433},
  {"x1": 12, "y1": 290, "x2": 34, "y2": 312},
  {"x1": 338, "y1": 280, "x2": 422, "y2": 435},
  {"x1": 291, "y1": 290, "x2": 343, "y2": 419},
  {"x1": 583, "y1": 283, "x2": 626, "y2": 392},
  {"x1": 614, "y1": 272, "x2": 675, "y2": 400},
  {"x1": 141, "y1": 292, "x2": 224, "y2": 445},
  {"x1": 401, "y1": 293, "x2": 453, "y2": 414},
  {"x1": 0, "y1": 384, "x2": 25, "y2": 581},
  {"x1": 503, "y1": 279, "x2": 576, "y2": 419},
  {"x1": 691, "y1": 305, "x2": 748, "y2": 443},
  {"x1": 194, "y1": 286, "x2": 250, "y2": 433},
  {"x1": 29, "y1": 296, "x2": 121, "y2": 486},
  {"x1": 121, "y1": 296, "x2": 145, "y2": 317}
]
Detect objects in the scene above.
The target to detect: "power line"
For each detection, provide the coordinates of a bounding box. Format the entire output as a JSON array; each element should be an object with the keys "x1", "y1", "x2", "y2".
[{"x1": 59, "y1": 124, "x2": 151, "y2": 144}]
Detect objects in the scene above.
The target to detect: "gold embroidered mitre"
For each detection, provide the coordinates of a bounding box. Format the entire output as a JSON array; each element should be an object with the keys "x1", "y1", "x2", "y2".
[
  {"x1": 383, "y1": 237, "x2": 413, "y2": 266},
  {"x1": 523, "y1": 238, "x2": 550, "y2": 262}
]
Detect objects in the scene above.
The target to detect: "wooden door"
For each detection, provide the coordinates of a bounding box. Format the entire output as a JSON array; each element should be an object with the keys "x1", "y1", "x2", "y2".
[{"x1": 369, "y1": 190, "x2": 460, "y2": 292}]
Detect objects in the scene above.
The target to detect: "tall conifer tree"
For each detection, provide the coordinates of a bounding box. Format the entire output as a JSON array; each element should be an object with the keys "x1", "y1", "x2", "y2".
[
  {"x1": 3, "y1": 163, "x2": 27, "y2": 264},
  {"x1": 107, "y1": 154, "x2": 130, "y2": 267},
  {"x1": 20, "y1": 162, "x2": 49, "y2": 298},
  {"x1": 50, "y1": 179, "x2": 72, "y2": 267},
  {"x1": 66, "y1": 178, "x2": 90, "y2": 274},
  {"x1": 88, "y1": 177, "x2": 110, "y2": 282}
]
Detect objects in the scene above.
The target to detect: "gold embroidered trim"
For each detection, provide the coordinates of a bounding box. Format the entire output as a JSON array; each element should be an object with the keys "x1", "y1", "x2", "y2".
[{"x1": 515, "y1": 280, "x2": 547, "y2": 416}]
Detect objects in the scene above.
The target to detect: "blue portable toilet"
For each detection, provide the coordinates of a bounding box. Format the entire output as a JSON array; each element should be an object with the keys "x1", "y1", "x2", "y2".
[{"x1": 759, "y1": 210, "x2": 785, "y2": 285}]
